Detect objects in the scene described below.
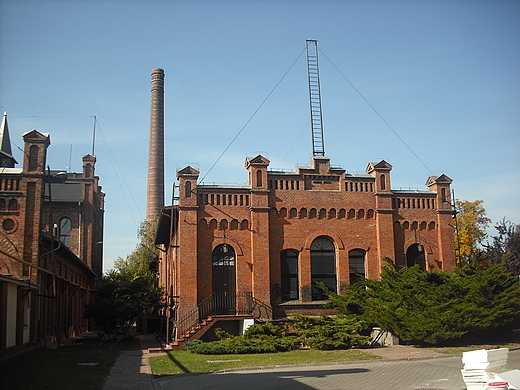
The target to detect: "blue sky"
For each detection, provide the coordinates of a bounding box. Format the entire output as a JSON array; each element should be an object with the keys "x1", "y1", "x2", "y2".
[{"x1": 1, "y1": 0, "x2": 519, "y2": 272}]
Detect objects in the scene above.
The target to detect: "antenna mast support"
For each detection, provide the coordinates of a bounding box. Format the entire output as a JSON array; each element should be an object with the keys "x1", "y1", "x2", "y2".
[{"x1": 306, "y1": 40, "x2": 325, "y2": 157}]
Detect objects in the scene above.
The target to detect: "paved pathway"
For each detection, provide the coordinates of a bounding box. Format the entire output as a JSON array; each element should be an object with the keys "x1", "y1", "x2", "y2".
[
  {"x1": 102, "y1": 334, "x2": 159, "y2": 390},
  {"x1": 102, "y1": 335, "x2": 520, "y2": 390}
]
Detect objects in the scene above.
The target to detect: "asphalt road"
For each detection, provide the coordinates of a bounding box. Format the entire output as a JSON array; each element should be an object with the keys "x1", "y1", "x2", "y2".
[{"x1": 156, "y1": 349, "x2": 520, "y2": 390}]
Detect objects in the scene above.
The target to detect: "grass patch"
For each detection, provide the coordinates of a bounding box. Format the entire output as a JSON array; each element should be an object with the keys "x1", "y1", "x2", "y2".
[
  {"x1": 150, "y1": 348, "x2": 380, "y2": 376},
  {"x1": 0, "y1": 336, "x2": 139, "y2": 390}
]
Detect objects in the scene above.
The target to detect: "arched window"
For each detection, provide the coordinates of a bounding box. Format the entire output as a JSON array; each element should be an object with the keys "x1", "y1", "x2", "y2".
[
  {"x1": 240, "y1": 219, "x2": 249, "y2": 230},
  {"x1": 349, "y1": 250, "x2": 365, "y2": 284},
  {"x1": 185, "y1": 181, "x2": 192, "y2": 198},
  {"x1": 406, "y1": 243, "x2": 426, "y2": 270},
  {"x1": 311, "y1": 236, "x2": 336, "y2": 300},
  {"x1": 281, "y1": 250, "x2": 299, "y2": 301},
  {"x1": 256, "y1": 170, "x2": 262, "y2": 187},
  {"x1": 219, "y1": 219, "x2": 228, "y2": 230},
  {"x1": 59, "y1": 217, "x2": 72, "y2": 247},
  {"x1": 380, "y1": 174, "x2": 386, "y2": 191},
  {"x1": 28, "y1": 145, "x2": 38, "y2": 171},
  {"x1": 0, "y1": 199, "x2": 5, "y2": 210}
]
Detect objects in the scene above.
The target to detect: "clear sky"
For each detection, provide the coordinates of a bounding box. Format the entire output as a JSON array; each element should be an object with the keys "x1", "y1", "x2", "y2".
[{"x1": 1, "y1": 0, "x2": 519, "y2": 272}]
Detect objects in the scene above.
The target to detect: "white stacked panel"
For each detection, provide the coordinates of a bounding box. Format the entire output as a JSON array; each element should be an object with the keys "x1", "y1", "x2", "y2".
[{"x1": 461, "y1": 348, "x2": 509, "y2": 389}]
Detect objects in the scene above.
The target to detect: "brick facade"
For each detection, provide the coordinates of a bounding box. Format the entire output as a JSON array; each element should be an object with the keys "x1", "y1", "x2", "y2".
[
  {"x1": 0, "y1": 127, "x2": 104, "y2": 355},
  {"x1": 155, "y1": 154, "x2": 456, "y2": 336}
]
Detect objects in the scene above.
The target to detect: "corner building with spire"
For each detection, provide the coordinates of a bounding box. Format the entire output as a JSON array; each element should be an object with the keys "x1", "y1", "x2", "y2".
[{"x1": 155, "y1": 152, "x2": 456, "y2": 344}]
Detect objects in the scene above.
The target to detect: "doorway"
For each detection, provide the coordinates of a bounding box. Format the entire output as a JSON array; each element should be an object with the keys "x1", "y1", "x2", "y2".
[{"x1": 212, "y1": 244, "x2": 236, "y2": 314}]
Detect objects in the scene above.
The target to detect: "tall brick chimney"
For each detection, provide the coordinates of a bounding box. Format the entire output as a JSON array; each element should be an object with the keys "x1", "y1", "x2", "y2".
[{"x1": 146, "y1": 68, "x2": 165, "y2": 222}]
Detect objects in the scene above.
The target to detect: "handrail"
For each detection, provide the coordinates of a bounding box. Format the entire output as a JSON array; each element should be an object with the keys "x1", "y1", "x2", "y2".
[{"x1": 173, "y1": 292, "x2": 272, "y2": 341}]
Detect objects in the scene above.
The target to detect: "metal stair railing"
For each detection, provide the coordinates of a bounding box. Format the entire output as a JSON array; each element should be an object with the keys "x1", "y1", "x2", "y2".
[{"x1": 173, "y1": 292, "x2": 272, "y2": 341}]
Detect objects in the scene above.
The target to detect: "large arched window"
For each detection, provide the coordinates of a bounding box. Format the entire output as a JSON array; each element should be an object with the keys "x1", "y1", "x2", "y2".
[
  {"x1": 349, "y1": 249, "x2": 365, "y2": 285},
  {"x1": 311, "y1": 236, "x2": 336, "y2": 300},
  {"x1": 281, "y1": 250, "x2": 299, "y2": 301},
  {"x1": 59, "y1": 217, "x2": 72, "y2": 247},
  {"x1": 406, "y1": 243, "x2": 426, "y2": 270}
]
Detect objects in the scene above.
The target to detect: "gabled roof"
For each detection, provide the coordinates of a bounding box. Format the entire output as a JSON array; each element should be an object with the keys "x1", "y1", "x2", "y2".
[
  {"x1": 426, "y1": 174, "x2": 453, "y2": 186},
  {"x1": 176, "y1": 165, "x2": 200, "y2": 176},
  {"x1": 366, "y1": 160, "x2": 392, "y2": 173},
  {"x1": 0, "y1": 112, "x2": 18, "y2": 165},
  {"x1": 245, "y1": 154, "x2": 270, "y2": 167},
  {"x1": 22, "y1": 129, "x2": 51, "y2": 145}
]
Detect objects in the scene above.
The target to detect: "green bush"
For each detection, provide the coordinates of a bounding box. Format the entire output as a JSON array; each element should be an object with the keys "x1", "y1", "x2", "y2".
[
  {"x1": 323, "y1": 260, "x2": 520, "y2": 345},
  {"x1": 290, "y1": 314, "x2": 371, "y2": 350},
  {"x1": 185, "y1": 325, "x2": 298, "y2": 354}
]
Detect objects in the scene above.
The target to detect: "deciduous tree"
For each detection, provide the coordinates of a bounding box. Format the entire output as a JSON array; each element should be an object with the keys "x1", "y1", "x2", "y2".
[
  {"x1": 454, "y1": 199, "x2": 491, "y2": 266},
  {"x1": 485, "y1": 219, "x2": 520, "y2": 274}
]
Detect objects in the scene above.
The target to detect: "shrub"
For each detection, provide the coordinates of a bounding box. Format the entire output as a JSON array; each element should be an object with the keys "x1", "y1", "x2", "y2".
[
  {"x1": 323, "y1": 260, "x2": 520, "y2": 345},
  {"x1": 185, "y1": 325, "x2": 298, "y2": 354},
  {"x1": 290, "y1": 314, "x2": 371, "y2": 350}
]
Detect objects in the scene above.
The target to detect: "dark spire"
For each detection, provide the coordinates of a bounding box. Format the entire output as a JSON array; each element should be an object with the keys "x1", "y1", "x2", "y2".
[{"x1": 0, "y1": 112, "x2": 17, "y2": 167}]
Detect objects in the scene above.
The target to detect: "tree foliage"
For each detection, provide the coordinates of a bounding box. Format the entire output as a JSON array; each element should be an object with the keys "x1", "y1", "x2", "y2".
[
  {"x1": 485, "y1": 219, "x2": 520, "y2": 274},
  {"x1": 85, "y1": 271, "x2": 163, "y2": 341},
  {"x1": 185, "y1": 324, "x2": 298, "y2": 354},
  {"x1": 86, "y1": 220, "x2": 162, "y2": 341},
  {"x1": 454, "y1": 199, "x2": 491, "y2": 266},
  {"x1": 323, "y1": 260, "x2": 520, "y2": 346},
  {"x1": 290, "y1": 314, "x2": 371, "y2": 350},
  {"x1": 113, "y1": 220, "x2": 158, "y2": 279}
]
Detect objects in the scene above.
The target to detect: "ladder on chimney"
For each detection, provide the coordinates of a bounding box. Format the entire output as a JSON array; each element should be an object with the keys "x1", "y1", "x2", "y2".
[{"x1": 306, "y1": 40, "x2": 325, "y2": 157}]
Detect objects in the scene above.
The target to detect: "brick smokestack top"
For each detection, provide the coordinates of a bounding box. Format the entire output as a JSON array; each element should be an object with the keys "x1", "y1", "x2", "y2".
[{"x1": 146, "y1": 68, "x2": 165, "y2": 222}]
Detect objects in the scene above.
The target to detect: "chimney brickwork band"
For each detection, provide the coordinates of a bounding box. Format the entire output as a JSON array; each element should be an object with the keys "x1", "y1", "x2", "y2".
[{"x1": 147, "y1": 68, "x2": 165, "y2": 222}]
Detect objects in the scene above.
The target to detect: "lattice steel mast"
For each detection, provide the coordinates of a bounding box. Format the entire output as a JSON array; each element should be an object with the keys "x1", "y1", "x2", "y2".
[{"x1": 306, "y1": 40, "x2": 325, "y2": 157}]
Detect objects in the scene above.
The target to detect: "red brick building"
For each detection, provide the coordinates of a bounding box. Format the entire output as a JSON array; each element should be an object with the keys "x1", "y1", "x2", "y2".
[
  {"x1": 155, "y1": 153, "x2": 456, "y2": 342},
  {"x1": 0, "y1": 114, "x2": 104, "y2": 355}
]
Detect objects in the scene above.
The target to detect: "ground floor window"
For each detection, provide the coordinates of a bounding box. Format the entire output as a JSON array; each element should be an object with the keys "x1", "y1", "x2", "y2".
[
  {"x1": 281, "y1": 250, "x2": 299, "y2": 301},
  {"x1": 349, "y1": 249, "x2": 365, "y2": 284},
  {"x1": 311, "y1": 236, "x2": 336, "y2": 300}
]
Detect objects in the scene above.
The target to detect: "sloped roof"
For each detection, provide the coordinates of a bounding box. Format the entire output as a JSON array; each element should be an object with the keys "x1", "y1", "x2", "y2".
[
  {"x1": 0, "y1": 112, "x2": 18, "y2": 165},
  {"x1": 44, "y1": 183, "x2": 83, "y2": 202},
  {"x1": 426, "y1": 174, "x2": 453, "y2": 186}
]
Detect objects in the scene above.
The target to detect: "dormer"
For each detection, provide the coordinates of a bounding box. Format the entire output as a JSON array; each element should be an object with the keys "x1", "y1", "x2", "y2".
[
  {"x1": 22, "y1": 130, "x2": 50, "y2": 173},
  {"x1": 426, "y1": 174, "x2": 453, "y2": 209},
  {"x1": 177, "y1": 166, "x2": 199, "y2": 207},
  {"x1": 245, "y1": 155, "x2": 270, "y2": 190},
  {"x1": 366, "y1": 160, "x2": 392, "y2": 192}
]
